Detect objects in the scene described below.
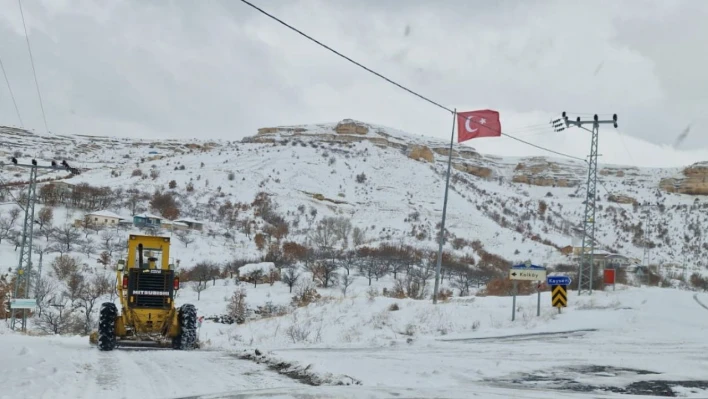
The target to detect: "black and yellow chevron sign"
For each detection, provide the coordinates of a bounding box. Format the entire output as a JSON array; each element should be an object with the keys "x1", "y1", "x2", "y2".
[{"x1": 551, "y1": 284, "x2": 567, "y2": 308}]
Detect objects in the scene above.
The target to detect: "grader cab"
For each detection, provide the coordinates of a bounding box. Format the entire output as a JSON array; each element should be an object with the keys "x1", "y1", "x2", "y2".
[{"x1": 89, "y1": 234, "x2": 198, "y2": 351}]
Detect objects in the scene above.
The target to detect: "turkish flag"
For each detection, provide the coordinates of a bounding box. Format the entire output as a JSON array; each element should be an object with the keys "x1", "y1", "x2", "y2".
[{"x1": 456, "y1": 109, "x2": 501, "y2": 143}]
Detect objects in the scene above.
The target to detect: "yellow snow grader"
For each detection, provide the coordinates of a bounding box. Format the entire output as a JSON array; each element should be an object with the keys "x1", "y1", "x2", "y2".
[{"x1": 89, "y1": 234, "x2": 198, "y2": 351}]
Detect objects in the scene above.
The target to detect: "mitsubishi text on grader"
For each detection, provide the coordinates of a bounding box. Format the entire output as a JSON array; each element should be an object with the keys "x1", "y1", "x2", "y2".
[{"x1": 89, "y1": 234, "x2": 198, "y2": 351}]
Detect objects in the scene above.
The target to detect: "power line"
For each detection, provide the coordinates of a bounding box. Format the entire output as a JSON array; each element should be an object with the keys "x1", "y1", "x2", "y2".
[
  {"x1": 239, "y1": 0, "x2": 584, "y2": 162},
  {"x1": 18, "y1": 0, "x2": 49, "y2": 134},
  {"x1": 0, "y1": 56, "x2": 24, "y2": 127}
]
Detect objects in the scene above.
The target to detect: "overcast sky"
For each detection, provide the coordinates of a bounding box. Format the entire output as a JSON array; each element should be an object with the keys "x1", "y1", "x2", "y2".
[{"x1": 0, "y1": 0, "x2": 705, "y2": 166}]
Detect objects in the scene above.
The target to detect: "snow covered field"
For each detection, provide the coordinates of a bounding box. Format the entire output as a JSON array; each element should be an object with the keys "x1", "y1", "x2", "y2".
[{"x1": 3, "y1": 283, "x2": 708, "y2": 398}]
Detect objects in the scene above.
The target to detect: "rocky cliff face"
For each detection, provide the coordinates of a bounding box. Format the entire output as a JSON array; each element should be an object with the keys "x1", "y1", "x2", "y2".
[
  {"x1": 248, "y1": 119, "x2": 494, "y2": 179},
  {"x1": 246, "y1": 119, "x2": 705, "y2": 194},
  {"x1": 660, "y1": 163, "x2": 708, "y2": 195},
  {"x1": 512, "y1": 158, "x2": 584, "y2": 187}
]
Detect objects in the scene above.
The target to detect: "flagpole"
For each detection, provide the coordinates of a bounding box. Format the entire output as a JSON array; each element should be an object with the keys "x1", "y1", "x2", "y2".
[{"x1": 433, "y1": 108, "x2": 457, "y2": 304}]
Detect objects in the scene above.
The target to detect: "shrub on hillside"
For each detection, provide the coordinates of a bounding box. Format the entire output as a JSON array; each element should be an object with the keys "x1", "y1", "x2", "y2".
[
  {"x1": 150, "y1": 191, "x2": 179, "y2": 218},
  {"x1": 291, "y1": 280, "x2": 321, "y2": 308},
  {"x1": 51, "y1": 255, "x2": 80, "y2": 281},
  {"x1": 690, "y1": 273, "x2": 708, "y2": 290},
  {"x1": 226, "y1": 285, "x2": 248, "y2": 324},
  {"x1": 437, "y1": 288, "x2": 453, "y2": 302},
  {"x1": 254, "y1": 233, "x2": 267, "y2": 251},
  {"x1": 478, "y1": 277, "x2": 535, "y2": 296},
  {"x1": 132, "y1": 168, "x2": 143, "y2": 177}
]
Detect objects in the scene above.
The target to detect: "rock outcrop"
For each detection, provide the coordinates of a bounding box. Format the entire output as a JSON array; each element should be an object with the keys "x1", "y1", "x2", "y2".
[
  {"x1": 335, "y1": 119, "x2": 369, "y2": 135},
  {"x1": 608, "y1": 194, "x2": 638, "y2": 205},
  {"x1": 452, "y1": 163, "x2": 493, "y2": 179},
  {"x1": 512, "y1": 158, "x2": 582, "y2": 187},
  {"x1": 407, "y1": 145, "x2": 434, "y2": 163},
  {"x1": 660, "y1": 163, "x2": 708, "y2": 195}
]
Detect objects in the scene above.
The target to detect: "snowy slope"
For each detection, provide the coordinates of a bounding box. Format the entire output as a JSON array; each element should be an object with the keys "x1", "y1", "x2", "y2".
[{"x1": 3, "y1": 120, "x2": 707, "y2": 272}]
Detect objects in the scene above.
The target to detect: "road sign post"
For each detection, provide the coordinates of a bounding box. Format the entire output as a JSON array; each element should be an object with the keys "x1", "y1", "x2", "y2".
[
  {"x1": 537, "y1": 283, "x2": 541, "y2": 317},
  {"x1": 547, "y1": 276, "x2": 571, "y2": 314},
  {"x1": 509, "y1": 262, "x2": 547, "y2": 321},
  {"x1": 512, "y1": 281, "x2": 517, "y2": 321}
]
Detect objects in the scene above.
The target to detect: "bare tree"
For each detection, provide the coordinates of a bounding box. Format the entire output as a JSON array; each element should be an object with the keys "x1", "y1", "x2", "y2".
[
  {"x1": 451, "y1": 267, "x2": 477, "y2": 297},
  {"x1": 65, "y1": 272, "x2": 85, "y2": 302},
  {"x1": 238, "y1": 219, "x2": 253, "y2": 240},
  {"x1": 33, "y1": 276, "x2": 58, "y2": 318},
  {"x1": 190, "y1": 280, "x2": 208, "y2": 300},
  {"x1": 332, "y1": 217, "x2": 353, "y2": 247},
  {"x1": 51, "y1": 224, "x2": 81, "y2": 253},
  {"x1": 76, "y1": 274, "x2": 112, "y2": 334},
  {"x1": 357, "y1": 247, "x2": 381, "y2": 286},
  {"x1": 337, "y1": 250, "x2": 358, "y2": 276},
  {"x1": 7, "y1": 207, "x2": 20, "y2": 226},
  {"x1": 314, "y1": 248, "x2": 340, "y2": 288},
  {"x1": 281, "y1": 265, "x2": 301, "y2": 293},
  {"x1": 188, "y1": 261, "x2": 220, "y2": 284},
  {"x1": 352, "y1": 226, "x2": 365, "y2": 247},
  {"x1": 99, "y1": 229, "x2": 116, "y2": 253},
  {"x1": 8, "y1": 230, "x2": 21, "y2": 251},
  {"x1": 339, "y1": 273, "x2": 355, "y2": 297},
  {"x1": 97, "y1": 251, "x2": 112, "y2": 269},
  {"x1": 37, "y1": 207, "x2": 54, "y2": 230},
  {"x1": 79, "y1": 215, "x2": 96, "y2": 239},
  {"x1": 125, "y1": 189, "x2": 146, "y2": 215},
  {"x1": 37, "y1": 223, "x2": 54, "y2": 242},
  {"x1": 175, "y1": 230, "x2": 195, "y2": 247},
  {"x1": 35, "y1": 295, "x2": 76, "y2": 334},
  {"x1": 82, "y1": 238, "x2": 96, "y2": 260},
  {"x1": 248, "y1": 269, "x2": 264, "y2": 287},
  {"x1": 310, "y1": 217, "x2": 339, "y2": 249},
  {"x1": 0, "y1": 214, "x2": 15, "y2": 244}
]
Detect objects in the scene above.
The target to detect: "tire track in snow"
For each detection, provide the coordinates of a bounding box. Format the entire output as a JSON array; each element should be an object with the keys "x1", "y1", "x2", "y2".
[
  {"x1": 694, "y1": 293, "x2": 708, "y2": 311},
  {"x1": 437, "y1": 328, "x2": 598, "y2": 342}
]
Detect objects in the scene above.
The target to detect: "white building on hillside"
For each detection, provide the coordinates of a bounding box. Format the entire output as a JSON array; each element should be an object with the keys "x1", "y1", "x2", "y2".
[{"x1": 85, "y1": 210, "x2": 124, "y2": 226}]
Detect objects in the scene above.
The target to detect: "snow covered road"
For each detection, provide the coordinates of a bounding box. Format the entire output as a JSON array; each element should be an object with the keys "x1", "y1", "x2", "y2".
[
  {"x1": 1, "y1": 335, "x2": 300, "y2": 399},
  {"x1": 257, "y1": 288, "x2": 708, "y2": 397}
]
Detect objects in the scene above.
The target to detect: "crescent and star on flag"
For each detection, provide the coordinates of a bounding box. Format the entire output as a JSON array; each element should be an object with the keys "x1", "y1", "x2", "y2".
[
  {"x1": 456, "y1": 109, "x2": 501, "y2": 143},
  {"x1": 464, "y1": 116, "x2": 487, "y2": 133}
]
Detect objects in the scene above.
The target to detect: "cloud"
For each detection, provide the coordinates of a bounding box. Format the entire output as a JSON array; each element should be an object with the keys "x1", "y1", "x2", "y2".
[{"x1": 0, "y1": 0, "x2": 705, "y2": 165}]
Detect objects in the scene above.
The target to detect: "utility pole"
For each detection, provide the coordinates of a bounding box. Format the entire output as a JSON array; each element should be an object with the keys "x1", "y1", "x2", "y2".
[
  {"x1": 642, "y1": 206, "x2": 652, "y2": 267},
  {"x1": 5, "y1": 157, "x2": 79, "y2": 331},
  {"x1": 555, "y1": 112, "x2": 618, "y2": 295}
]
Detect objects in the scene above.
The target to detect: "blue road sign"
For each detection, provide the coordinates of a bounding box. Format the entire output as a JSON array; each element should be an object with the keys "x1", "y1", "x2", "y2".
[
  {"x1": 547, "y1": 276, "x2": 571, "y2": 285},
  {"x1": 512, "y1": 263, "x2": 546, "y2": 270}
]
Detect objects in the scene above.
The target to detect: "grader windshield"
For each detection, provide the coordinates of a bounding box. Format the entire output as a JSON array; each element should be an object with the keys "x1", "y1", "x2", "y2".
[{"x1": 126, "y1": 235, "x2": 172, "y2": 270}]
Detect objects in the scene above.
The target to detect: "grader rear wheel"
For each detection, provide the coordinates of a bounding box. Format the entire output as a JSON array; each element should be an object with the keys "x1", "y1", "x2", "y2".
[
  {"x1": 98, "y1": 302, "x2": 117, "y2": 351},
  {"x1": 174, "y1": 304, "x2": 197, "y2": 350}
]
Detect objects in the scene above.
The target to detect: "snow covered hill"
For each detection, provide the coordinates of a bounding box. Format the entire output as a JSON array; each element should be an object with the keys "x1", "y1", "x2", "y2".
[{"x1": 2, "y1": 119, "x2": 708, "y2": 272}]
